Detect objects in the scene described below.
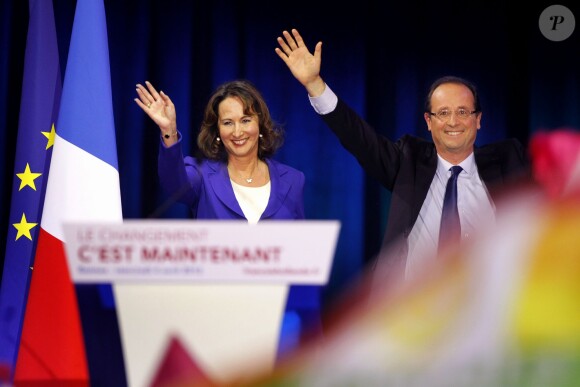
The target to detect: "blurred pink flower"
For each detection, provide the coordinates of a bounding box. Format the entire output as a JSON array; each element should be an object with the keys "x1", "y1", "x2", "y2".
[{"x1": 529, "y1": 129, "x2": 580, "y2": 199}]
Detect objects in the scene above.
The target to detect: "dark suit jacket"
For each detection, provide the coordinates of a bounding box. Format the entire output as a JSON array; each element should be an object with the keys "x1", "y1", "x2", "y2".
[{"x1": 322, "y1": 98, "x2": 530, "y2": 269}]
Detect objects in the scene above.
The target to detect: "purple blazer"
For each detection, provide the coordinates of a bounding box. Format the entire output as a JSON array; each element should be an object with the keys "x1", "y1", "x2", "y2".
[{"x1": 158, "y1": 138, "x2": 305, "y2": 221}]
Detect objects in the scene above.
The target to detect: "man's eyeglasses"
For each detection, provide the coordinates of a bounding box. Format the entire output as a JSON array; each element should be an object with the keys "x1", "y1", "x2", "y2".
[{"x1": 427, "y1": 108, "x2": 478, "y2": 122}]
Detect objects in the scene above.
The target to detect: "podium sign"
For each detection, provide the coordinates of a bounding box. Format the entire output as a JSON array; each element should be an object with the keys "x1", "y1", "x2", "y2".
[
  {"x1": 62, "y1": 220, "x2": 340, "y2": 387},
  {"x1": 63, "y1": 220, "x2": 340, "y2": 284}
]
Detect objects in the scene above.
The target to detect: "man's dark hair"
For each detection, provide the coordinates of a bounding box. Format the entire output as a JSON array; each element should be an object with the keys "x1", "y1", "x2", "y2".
[{"x1": 424, "y1": 75, "x2": 481, "y2": 113}]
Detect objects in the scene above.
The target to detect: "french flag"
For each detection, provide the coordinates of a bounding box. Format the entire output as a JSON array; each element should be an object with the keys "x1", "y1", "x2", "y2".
[{"x1": 15, "y1": 0, "x2": 122, "y2": 384}]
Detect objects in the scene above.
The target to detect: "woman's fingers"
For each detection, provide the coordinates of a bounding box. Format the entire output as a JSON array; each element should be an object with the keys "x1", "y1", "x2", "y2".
[
  {"x1": 136, "y1": 83, "x2": 154, "y2": 107},
  {"x1": 159, "y1": 90, "x2": 173, "y2": 106},
  {"x1": 134, "y1": 97, "x2": 150, "y2": 111},
  {"x1": 145, "y1": 81, "x2": 162, "y2": 102}
]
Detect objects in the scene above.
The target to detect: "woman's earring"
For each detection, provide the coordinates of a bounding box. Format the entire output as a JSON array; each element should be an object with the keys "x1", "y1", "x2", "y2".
[
  {"x1": 259, "y1": 134, "x2": 263, "y2": 138},
  {"x1": 216, "y1": 137, "x2": 221, "y2": 142}
]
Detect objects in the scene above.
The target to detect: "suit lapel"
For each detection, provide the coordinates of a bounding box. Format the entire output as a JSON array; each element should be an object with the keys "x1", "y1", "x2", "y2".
[
  {"x1": 475, "y1": 148, "x2": 502, "y2": 196},
  {"x1": 207, "y1": 160, "x2": 246, "y2": 217},
  {"x1": 261, "y1": 159, "x2": 289, "y2": 219}
]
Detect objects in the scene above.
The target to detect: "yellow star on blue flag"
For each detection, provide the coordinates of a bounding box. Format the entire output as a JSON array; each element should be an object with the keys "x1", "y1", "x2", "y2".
[
  {"x1": 16, "y1": 163, "x2": 42, "y2": 191},
  {"x1": 12, "y1": 213, "x2": 38, "y2": 241},
  {"x1": 42, "y1": 123, "x2": 56, "y2": 149}
]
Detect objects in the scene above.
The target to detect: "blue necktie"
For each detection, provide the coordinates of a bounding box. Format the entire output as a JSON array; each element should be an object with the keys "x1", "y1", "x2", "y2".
[{"x1": 439, "y1": 166, "x2": 463, "y2": 251}]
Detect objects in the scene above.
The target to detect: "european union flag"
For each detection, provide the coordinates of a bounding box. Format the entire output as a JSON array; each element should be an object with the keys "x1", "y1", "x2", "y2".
[{"x1": 0, "y1": 0, "x2": 61, "y2": 380}]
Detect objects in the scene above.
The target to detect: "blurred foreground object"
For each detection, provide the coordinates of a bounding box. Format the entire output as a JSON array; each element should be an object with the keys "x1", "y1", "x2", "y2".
[
  {"x1": 240, "y1": 129, "x2": 580, "y2": 386},
  {"x1": 529, "y1": 128, "x2": 580, "y2": 199}
]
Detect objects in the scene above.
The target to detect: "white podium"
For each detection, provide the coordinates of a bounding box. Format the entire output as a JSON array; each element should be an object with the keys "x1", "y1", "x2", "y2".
[{"x1": 63, "y1": 220, "x2": 340, "y2": 387}]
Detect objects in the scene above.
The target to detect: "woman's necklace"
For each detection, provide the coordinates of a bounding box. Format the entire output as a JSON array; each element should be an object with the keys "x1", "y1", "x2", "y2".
[{"x1": 229, "y1": 162, "x2": 259, "y2": 184}]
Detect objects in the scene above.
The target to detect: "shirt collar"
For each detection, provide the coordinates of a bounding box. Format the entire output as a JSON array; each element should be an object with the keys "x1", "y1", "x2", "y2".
[{"x1": 437, "y1": 152, "x2": 476, "y2": 176}]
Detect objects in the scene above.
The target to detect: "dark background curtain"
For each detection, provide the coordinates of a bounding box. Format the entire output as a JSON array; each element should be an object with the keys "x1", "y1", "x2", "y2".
[
  {"x1": 3, "y1": 0, "x2": 580, "y2": 317},
  {"x1": 1, "y1": 0, "x2": 579, "y2": 383},
  {"x1": 3, "y1": 0, "x2": 580, "y2": 310}
]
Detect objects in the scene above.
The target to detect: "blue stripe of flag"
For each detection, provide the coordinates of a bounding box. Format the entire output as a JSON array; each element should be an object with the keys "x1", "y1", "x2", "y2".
[{"x1": 56, "y1": 0, "x2": 118, "y2": 169}]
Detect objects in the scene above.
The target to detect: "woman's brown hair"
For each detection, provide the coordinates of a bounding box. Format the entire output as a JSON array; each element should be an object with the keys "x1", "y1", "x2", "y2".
[{"x1": 197, "y1": 80, "x2": 284, "y2": 160}]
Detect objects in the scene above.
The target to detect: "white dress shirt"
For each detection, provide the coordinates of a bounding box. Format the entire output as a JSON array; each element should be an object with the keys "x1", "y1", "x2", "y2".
[
  {"x1": 230, "y1": 180, "x2": 270, "y2": 224},
  {"x1": 405, "y1": 155, "x2": 496, "y2": 279}
]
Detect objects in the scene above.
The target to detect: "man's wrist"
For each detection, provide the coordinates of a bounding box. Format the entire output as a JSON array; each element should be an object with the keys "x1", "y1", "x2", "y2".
[{"x1": 305, "y1": 77, "x2": 326, "y2": 98}]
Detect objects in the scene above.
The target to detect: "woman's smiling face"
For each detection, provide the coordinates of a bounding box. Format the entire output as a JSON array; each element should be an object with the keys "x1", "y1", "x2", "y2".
[{"x1": 218, "y1": 96, "x2": 260, "y2": 160}]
